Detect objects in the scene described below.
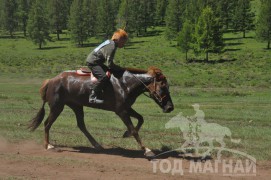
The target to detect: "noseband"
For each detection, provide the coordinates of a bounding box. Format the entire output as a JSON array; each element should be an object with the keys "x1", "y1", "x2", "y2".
[{"x1": 128, "y1": 71, "x2": 167, "y2": 103}]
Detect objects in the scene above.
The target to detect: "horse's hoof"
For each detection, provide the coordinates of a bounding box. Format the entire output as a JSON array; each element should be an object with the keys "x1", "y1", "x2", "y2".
[
  {"x1": 94, "y1": 144, "x2": 104, "y2": 151},
  {"x1": 47, "y1": 144, "x2": 55, "y2": 150},
  {"x1": 122, "y1": 131, "x2": 132, "y2": 138},
  {"x1": 144, "y1": 148, "x2": 155, "y2": 158}
]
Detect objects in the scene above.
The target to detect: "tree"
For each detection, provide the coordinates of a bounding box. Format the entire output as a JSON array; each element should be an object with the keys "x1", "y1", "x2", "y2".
[
  {"x1": 233, "y1": 0, "x2": 255, "y2": 38},
  {"x1": 140, "y1": 0, "x2": 156, "y2": 33},
  {"x1": 155, "y1": 0, "x2": 168, "y2": 25},
  {"x1": 68, "y1": 0, "x2": 88, "y2": 46},
  {"x1": 84, "y1": 0, "x2": 98, "y2": 37},
  {"x1": 117, "y1": 0, "x2": 129, "y2": 29},
  {"x1": 165, "y1": 0, "x2": 186, "y2": 40},
  {"x1": 118, "y1": 0, "x2": 140, "y2": 36},
  {"x1": 256, "y1": 0, "x2": 271, "y2": 49},
  {"x1": 47, "y1": 0, "x2": 69, "y2": 40},
  {"x1": 216, "y1": 0, "x2": 236, "y2": 30},
  {"x1": 193, "y1": 6, "x2": 224, "y2": 61},
  {"x1": 97, "y1": 0, "x2": 116, "y2": 38},
  {"x1": 177, "y1": 20, "x2": 193, "y2": 61},
  {"x1": 27, "y1": 0, "x2": 51, "y2": 49},
  {"x1": 118, "y1": 0, "x2": 156, "y2": 36},
  {"x1": 0, "y1": 0, "x2": 4, "y2": 30},
  {"x1": 183, "y1": 0, "x2": 202, "y2": 25},
  {"x1": 18, "y1": 0, "x2": 31, "y2": 37},
  {"x1": 3, "y1": 0, "x2": 18, "y2": 37}
]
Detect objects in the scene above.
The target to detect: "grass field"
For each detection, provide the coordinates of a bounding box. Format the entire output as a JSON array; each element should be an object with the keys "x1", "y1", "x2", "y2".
[
  {"x1": 0, "y1": 26, "x2": 270, "y2": 161},
  {"x1": 0, "y1": 77, "x2": 270, "y2": 160}
]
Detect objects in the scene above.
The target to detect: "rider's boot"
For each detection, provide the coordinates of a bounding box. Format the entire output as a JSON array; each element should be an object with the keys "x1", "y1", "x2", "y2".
[{"x1": 89, "y1": 76, "x2": 109, "y2": 104}]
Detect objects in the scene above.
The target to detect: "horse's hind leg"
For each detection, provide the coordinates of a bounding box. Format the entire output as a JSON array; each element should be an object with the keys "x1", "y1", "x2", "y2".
[
  {"x1": 44, "y1": 104, "x2": 64, "y2": 149},
  {"x1": 68, "y1": 104, "x2": 103, "y2": 150}
]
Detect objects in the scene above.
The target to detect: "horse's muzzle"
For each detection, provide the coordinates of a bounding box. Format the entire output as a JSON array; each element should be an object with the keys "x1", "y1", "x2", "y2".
[{"x1": 163, "y1": 101, "x2": 174, "y2": 113}]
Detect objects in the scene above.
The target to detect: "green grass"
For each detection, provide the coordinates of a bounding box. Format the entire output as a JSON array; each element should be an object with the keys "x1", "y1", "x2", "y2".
[
  {"x1": 0, "y1": 78, "x2": 270, "y2": 160},
  {"x1": 0, "y1": 26, "x2": 270, "y2": 161},
  {"x1": 0, "y1": 27, "x2": 270, "y2": 88}
]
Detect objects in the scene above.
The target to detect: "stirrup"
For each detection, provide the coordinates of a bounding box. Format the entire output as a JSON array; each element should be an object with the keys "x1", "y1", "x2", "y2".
[{"x1": 89, "y1": 97, "x2": 104, "y2": 104}]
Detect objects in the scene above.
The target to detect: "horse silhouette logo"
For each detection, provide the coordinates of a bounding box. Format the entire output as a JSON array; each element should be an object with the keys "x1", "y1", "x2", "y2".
[{"x1": 165, "y1": 104, "x2": 240, "y2": 160}]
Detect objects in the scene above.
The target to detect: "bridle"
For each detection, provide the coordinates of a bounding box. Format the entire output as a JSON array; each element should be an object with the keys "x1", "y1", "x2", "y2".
[{"x1": 128, "y1": 71, "x2": 168, "y2": 103}]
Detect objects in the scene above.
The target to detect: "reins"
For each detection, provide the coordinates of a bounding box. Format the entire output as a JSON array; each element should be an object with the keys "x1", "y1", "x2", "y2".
[{"x1": 127, "y1": 71, "x2": 166, "y2": 103}]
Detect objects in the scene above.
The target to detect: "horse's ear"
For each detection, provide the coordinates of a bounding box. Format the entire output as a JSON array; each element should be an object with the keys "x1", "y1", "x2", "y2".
[
  {"x1": 148, "y1": 66, "x2": 162, "y2": 77},
  {"x1": 147, "y1": 67, "x2": 155, "y2": 76}
]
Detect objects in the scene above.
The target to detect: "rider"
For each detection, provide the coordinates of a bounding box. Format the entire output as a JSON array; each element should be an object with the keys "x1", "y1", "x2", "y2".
[{"x1": 86, "y1": 29, "x2": 128, "y2": 104}]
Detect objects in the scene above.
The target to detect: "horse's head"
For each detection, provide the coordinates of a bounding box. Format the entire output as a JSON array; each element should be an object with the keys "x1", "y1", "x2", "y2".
[{"x1": 147, "y1": 67, "x2": 174, "y2": 113}]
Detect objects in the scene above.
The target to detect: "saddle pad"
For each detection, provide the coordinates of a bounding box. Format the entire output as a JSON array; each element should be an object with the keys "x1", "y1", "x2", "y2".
[
  {"x1": 76, "y1": 69, "x2": 111, "y2": 85},
  {"x1": 76, "y1": 70, "x2": 91, "y2": 76}
]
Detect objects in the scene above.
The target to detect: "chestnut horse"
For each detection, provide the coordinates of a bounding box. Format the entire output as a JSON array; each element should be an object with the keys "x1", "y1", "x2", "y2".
[{"x1": 28, "y1": 66, "x2": 174, "y2": 157}]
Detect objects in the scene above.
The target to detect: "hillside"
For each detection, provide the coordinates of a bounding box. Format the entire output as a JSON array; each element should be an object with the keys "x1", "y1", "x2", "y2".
[{"x1": 0, "y1": 26, "x2": 270, "y2": 89}]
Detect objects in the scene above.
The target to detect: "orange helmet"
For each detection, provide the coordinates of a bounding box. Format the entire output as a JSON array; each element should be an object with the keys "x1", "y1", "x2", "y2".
[{"x1": 112, "y1": 29, "x2": 128, "y2": 41}]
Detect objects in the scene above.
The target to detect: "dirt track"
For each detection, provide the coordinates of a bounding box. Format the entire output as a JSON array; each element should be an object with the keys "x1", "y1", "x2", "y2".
[{"x1": 0, "y1": 139, "x2": 270, "y2": 180}]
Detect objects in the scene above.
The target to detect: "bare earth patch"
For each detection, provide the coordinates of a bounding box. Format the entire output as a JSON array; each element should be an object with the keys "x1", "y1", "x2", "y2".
[{"x1": 0, "y1": 139, "x2": 270, "y2": 180}]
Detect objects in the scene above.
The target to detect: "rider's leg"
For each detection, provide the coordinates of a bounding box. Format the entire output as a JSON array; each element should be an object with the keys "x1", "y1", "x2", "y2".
[{"x1": 88, "y1": 65, "x2": 109, "y2": 104}]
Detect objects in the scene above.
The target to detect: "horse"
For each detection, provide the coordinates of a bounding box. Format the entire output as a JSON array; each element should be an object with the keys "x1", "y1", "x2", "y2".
[{"x1": 28, "y1": 66, "x2": 174, "y2": 157}]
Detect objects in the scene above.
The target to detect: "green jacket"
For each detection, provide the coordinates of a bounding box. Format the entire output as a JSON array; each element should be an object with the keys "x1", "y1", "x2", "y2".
[{"x1": 86, "y1": 40, "x2": 122, "y2": 70}]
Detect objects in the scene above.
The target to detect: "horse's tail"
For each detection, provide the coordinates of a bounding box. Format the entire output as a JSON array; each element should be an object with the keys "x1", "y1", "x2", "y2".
[
  {"x1": 39, "y1": 79, "x2": 50, "y2": 102},
  {"x1": 28, "y1": 79, "x2": 50, "y2": 131}
]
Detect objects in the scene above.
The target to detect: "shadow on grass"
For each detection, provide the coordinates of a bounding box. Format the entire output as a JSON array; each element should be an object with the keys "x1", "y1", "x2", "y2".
[
  {"x1": 76, "y1": 43, "x2": 100, "y2": 48},
  {"x1": 58, "y1": 37, "x2": 70, "y2": 41},
  {"x1": 145, "y1": 29, "x2": 163, "y2": 37},
  {"x1": 0, "y1": 35, "x2": 26, "y2": 39},
  {"x1": 187, "y1": 58, "x2": 237, "y2": 64},
  {"x1": 223, "y1": 37, "x2": 243, "y2": 41},
  {"x1": 225, "y1": 42, "x2": 243, "y2": 46},
  {"x1": 39, "y1": 46, "x2": 66, "y2": 50},
  {"x1": 128, "y1": 40, "x2": 146, "y2": 45},
  {"x1": 224, "y1": 48, "x2": 241, "y2": 52}
]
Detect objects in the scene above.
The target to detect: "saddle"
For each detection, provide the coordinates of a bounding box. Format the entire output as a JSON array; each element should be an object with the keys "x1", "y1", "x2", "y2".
[{"x1": 76, "y1": 67, "x2": 111, "y2": 83}]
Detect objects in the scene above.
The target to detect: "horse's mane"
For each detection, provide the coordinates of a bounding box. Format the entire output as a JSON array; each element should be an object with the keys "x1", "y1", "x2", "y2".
[
  {"x1": 125, "y1": 67, "x2": 147, "y2": 74},
  {"x1": 125, "y1": 66, "x2": 162, "y2": 76}
]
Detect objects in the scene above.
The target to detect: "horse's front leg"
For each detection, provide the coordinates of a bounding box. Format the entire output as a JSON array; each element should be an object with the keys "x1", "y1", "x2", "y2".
[
  {"x1": 116, "y1": 110, "x2": 155, "y2": 158},
  {"x1": 123, "y1": 108, "x2": 144, "y2": 138}
]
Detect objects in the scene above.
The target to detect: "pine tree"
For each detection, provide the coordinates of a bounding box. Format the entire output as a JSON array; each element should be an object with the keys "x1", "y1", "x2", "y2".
[
  {"x1": 0, "y1": 0, "x2": 4, "y2": 30},
  {"x1": 3, "y1": 0, "x2": 18, "y2": 37},
  {"x1": 84, "y1": 0, "x2": 98, "y2": 37},
  {"x1": 183, "y1": 0, "x2": 202, "y2": 24},
  {"x1": 68, "y1": 0, "x2": 88, "y2": 46},
  {"x1": 17, "y1": 0, "x2": 31, "y2": 37},
  {"x1": 118, "y1": 0, "x2": 140, "y2": 36},
  {"x1": 256, "y1": 0, "x2": 271, "y2": 49},
  {"x1": 140, "y1": 0, "x2": 156, "y2": 34},
  {"x1": 117, "y1": 0, "x2": 129, "y2": 29},
  {"x1": 27, "y1": 0, "x2": 51, "y2": 49},
  {"x1": 165, "y1": 0, "x2": 186, "y2": 40},
  {"x1": 47, "y1": 0, "x2": 69, "y2": 40},
  {"x1": 155, "y1": 0, "x2": 168, "y2": 25},
  {"x1": 193, "y1": 6, "x2": 224, "y2": 61},
  {"x1": 233, "y1": 0, "x2": 255, "y2": 38},
  {"x1": 216, "y1": 0, "x2": 236, "y2": 30},
  {"x1": 177, "y1": 20, "x2": 193, "y2": 61},
  {"x1": 98, "y1": 0, "x2": 116, "y2": 38}
]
